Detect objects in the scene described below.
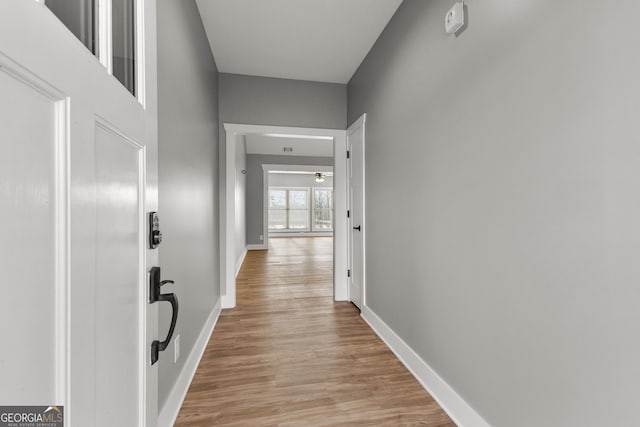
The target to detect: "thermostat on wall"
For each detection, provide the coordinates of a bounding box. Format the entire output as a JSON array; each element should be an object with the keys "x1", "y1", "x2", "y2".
[{"x1": 445, "y1": 2, "x2": 465, "y2": 34}]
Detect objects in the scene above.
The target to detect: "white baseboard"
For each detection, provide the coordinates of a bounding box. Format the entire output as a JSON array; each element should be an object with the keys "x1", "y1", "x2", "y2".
[
  {"x1": 221, "y1": 294, "x2": 235, "y2": 309},
  {"x1": 247, "y1": 243, "x2": 267, "y2": 250},
  {"x1": 158, "y1": 298, "x2": 222, "y2": 427},
  {"x1": 235, "y1": 247, "x2": 248, "y2": 277},
  {"x1": 361, "y1": 305, "x2": 490, "y2": 427}
]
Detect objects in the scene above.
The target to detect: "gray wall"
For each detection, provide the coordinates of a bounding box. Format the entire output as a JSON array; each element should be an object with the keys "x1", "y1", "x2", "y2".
[
  {"x1": 157, "y1": 0, "x2": 219, "y2": 412},
  {"x1": 348, "y1": 1, "x2": 640, "y2": 426},
  {"x1": 219, "y1": 73, "x2": 347, "y2": 130},
  {"x1": 219, "y1": 74, "x2": 346, "y2": 281},
  {"x1": 246, "y1": 155, "x2": 333, "y2": 245}
]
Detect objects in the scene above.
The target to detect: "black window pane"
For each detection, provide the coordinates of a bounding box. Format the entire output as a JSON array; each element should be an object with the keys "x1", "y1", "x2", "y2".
[
  {"x1": 46, "y1": 0, "x2": 96, "y2": 54},
  {"x1": 112, "y1": 0, "x2": 136, "y2": 96}
]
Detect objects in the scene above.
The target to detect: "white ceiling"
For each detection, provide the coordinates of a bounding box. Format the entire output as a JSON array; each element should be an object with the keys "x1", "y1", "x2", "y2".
[
  {"x1": 195, "y1": 0, "x2": 403, "y2": 83},
  {"x1": 245, "y1": 134, "x2": 333, "y2": 157}
]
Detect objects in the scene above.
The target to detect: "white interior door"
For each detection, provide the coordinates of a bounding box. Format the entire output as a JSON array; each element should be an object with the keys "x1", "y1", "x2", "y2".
[
  {"x1": 347, "y1": 114, "x2": 366, "y2": 309},
  {"x1": 0, "y1": 1, "x2": 158, "y2": 425}
]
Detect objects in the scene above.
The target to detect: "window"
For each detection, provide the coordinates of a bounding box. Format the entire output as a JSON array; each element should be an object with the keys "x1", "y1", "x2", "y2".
[
  {"x1": 46, "y1": 0, "x2": 97, "y2": 54},
  {"x1": 312, "y1": 189, "x2": 334, "y2": 231},
  {"x1": 46, "y1": 0, "x2": 137, "y2": 97},
  {"x1": 268, "y1": 188, "x2": 310, "y2": 231},
  {"x1": 269, "y1": 187, "x2": 334, "y2": 233},
  {"x1": 112, "y1": 0, "x2": 136, "y2": 95},
  {"x1": 268, "y1": 189, "x2": 287, "y2": 230}
]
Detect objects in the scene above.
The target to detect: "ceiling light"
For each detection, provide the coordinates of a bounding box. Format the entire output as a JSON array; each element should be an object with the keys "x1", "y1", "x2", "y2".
[{"x1": 315, "y1": 172, "x2": 326, "y2": 183}]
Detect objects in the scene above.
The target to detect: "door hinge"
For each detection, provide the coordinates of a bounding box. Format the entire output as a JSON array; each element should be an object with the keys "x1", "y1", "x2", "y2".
[
  {"x1": 347, "y1": 269, "x2": 351, "y2": 278},
  {"x1": 346, "y1": 150, "x2": 350, "y2": 159},
  {"x1": 347, "y1": 210, "x2": 350, "y2": 218}
]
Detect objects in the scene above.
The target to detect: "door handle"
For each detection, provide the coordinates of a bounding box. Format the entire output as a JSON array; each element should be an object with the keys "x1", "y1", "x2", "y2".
[
  {"x1": 152, "y1": 292, "x2": 178, "y2": 365},
  {"x1": 149, "y1": 266, "x2": 179, "y2": 365},
  {"x1": 353, "y1": 225, "x2": 361, "y2": 231}
]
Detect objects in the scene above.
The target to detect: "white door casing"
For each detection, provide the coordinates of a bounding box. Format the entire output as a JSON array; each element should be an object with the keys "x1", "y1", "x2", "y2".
[
  {"x1": 347, "y1": 114, "x2": 366, "y2": 309},
  {"x1": 0, "y1": 1, "x2": 158, "y2": 426},
  {"x1": 222, "y1": 124, "x2": 348, "y2": 307}
]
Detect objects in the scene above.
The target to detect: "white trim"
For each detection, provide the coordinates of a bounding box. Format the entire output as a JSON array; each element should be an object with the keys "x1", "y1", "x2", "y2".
[
  {"x1": 348, "y1": 113, "x2": 367, "y2": 131},
  {"x1": 235, "y1": 246, "x2": 248, "y2": 277},
  {"x1": 270, "y1": 232, "x2": 333, "y2": 238},
  {"x1": 158, "y1": 298, "x2": 222, "y2": 427},
  {"x1": 332, "y1": 130, "x2": 348, "y2": 301},
  {"x1": 361, "y1": 305, "x2": 491, "y2": 427},
  {"x1": 262, "y1": 166, "x2": 268, "y2": 250},
  {"x1": 135, "y1": 0, "x2": 146, "y2": 107},
  {"x1": 97, "y1": 0, "x2": 113, "y2": 74},
  {"x1": 225, "y1": 123, "x2": 345, "y2": 139},
  {"x1": 137, "y1": 146, "x2": 147, "y2": 427},
  {"x1": 95, "y1": 115, "x2": 144, "y2": 149},
  {"x1": 247, "y1": 243, "x2": 267, "y2": 250},
  {"x1": 54, "y1": 97, "x2": 71, "y2": 414},
  {"x1": 346, "y1": 113, "x2": 366, "y2": 307},
  {"x1": 222, "y1": 123, "x2": 348, "y2": 308},
  {"x1": 0, "y1": 53, "x2": 73, "y2": 415},
  {"x1": 263, "y1": 164, "x2": 335, "y2": 172},
  {"x1": 221, "y1": 294, "x2": 235, "y2": 310}
]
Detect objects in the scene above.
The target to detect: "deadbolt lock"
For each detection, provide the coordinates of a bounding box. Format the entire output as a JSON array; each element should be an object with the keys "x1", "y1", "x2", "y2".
[{"x1": 149, "y1": 212, "x2": 163, "y2": 249}]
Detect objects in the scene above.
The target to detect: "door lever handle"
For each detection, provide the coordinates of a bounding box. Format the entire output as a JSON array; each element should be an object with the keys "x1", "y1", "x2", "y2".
[
  {"x1": 151, "y1": 292, "x2": 178, "y2": 365},
  {"x1": 353, "y1": 225, "x2": 361, "y2": 231},
  {"x1": 149, "y1": 267, "x2": 179, "y2": 365}
]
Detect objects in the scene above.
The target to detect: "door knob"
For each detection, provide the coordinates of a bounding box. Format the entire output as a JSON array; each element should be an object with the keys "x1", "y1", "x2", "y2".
[
  {"x1": 353, "y1": 225, "x2": 361, "y2": 231},
  {"x1": 149, "y1": 266, "x2": 179, "y2": 365}
]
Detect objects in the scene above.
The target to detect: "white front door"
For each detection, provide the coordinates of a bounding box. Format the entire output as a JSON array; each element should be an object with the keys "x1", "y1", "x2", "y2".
[
  {"x1": 0, "y1": 1, "x2": 158, "y2": 425},
  {"x1": 347, "y1": 114, "x2": 366, "y2": 309}
]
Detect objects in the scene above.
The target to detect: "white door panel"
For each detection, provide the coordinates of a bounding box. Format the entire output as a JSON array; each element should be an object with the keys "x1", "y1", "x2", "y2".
[
  {"x1": 94, "y1": 124, "x2": 142, "y2": 425},
  {"x1": 0, "y1": 68, "x2": 59, "y2": 404},
  {"x1": 348, "y1": 115, "x2": 366, "y2": 310},
  {"x1": 0, "y1": 1, "x2": 158, "y2": 425}
]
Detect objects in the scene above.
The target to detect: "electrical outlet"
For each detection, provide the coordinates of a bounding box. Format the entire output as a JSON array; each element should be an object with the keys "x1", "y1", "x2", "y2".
[
  {"x1": 174, "y1": 334, "x2": 180, "y2": 363},
  {"x1": 445, "y1": 2, "x2": 465, "y2": 34},
  {"x1": 259, "y1": 234, "x2": 264, "y2": 241},
  {"x1": 444, "y1": 2, "x2": 465, "y2": 34}
]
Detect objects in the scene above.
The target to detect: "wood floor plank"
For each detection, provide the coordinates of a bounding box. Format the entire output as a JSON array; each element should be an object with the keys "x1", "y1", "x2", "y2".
[{"x1": 175, "y1": 237, "x2": 454, "y2": 426}]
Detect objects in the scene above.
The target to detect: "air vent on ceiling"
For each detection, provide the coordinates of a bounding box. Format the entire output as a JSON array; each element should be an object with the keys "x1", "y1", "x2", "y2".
[{"x1": 283, "y1": 147, "x2": 293, "y2": 152}]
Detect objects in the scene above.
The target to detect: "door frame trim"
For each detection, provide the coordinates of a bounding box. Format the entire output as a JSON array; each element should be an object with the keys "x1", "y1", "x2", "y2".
[
  {"x1": 222, "y1": 123, "x2": 348, "y2": 308},
  {"x1": 347, "y1": 113, "x2": 366, "y2": 307}
]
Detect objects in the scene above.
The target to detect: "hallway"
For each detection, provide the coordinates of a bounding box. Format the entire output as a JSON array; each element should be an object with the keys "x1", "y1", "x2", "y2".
[{"x1": 175, "y1": 237, "x2": 454, "y2": 426}]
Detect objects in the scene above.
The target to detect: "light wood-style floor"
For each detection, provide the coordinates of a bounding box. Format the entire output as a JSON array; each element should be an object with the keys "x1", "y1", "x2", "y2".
[{"x1": 175, "y1": 237, "x2": 454, "y2": 426}]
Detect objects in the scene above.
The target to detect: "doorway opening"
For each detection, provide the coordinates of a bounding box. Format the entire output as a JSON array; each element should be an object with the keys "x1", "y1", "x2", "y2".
[
  {"x1": 265, "y1": 167, "x2": 335, "y2": 302},
  {"x1": 221, "y1": 124, "x2": 348, "y2": 309}
]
